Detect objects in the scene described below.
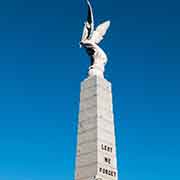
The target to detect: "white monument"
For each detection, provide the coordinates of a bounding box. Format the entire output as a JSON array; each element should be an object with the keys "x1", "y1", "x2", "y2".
[{"x1": 75, "y1": 1, "x2": 118, "y2": 180}]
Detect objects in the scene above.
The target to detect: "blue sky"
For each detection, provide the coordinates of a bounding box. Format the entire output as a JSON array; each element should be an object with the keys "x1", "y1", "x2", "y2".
[{"x1": 0, "y1": 0, "x2": 180, "y2": 179}]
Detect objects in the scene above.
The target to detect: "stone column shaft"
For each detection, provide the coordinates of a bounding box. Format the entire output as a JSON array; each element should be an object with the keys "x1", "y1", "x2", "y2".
[{"x1": 75, "y1": 76, "x2": 118, "y2": 180}]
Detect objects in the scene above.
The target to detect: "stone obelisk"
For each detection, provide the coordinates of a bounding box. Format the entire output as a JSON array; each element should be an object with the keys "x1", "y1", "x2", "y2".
[
  {"x1": 75, "y1": 75, "x2": 118, "y2": 180},
  {"x1": 75, "y1": 1, "x2": 118, "y2": 180}
]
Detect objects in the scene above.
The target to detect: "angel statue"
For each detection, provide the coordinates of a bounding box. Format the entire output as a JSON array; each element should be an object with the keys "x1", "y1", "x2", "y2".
[{"x1": 80, "y1": 0, "x2": 111, "y2": 78}]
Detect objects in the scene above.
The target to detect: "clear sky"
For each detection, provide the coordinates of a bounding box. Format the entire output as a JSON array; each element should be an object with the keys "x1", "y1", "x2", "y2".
[{"x1": 0, "y1": 0, "x2": 180, "y2": 179}]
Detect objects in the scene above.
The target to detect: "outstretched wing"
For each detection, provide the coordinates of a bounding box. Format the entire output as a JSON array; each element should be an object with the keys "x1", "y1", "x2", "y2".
[
  {"x1": 81, "y1": 23, "x2": 89, "y2": 42},
  {"x1": 91, "y1": 21, "x2": 110, "y2": 44},
  {"x1": 81, "y1": 0, "x2": 94, "y2": 42}
]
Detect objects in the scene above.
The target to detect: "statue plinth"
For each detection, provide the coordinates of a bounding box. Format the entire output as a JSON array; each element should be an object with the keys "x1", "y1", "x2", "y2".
[{"x1": 75, "y1": 76, "x2": 118, "y2": 180}]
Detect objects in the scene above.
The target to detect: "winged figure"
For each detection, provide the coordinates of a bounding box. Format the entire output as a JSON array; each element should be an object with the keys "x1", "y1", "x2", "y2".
[{"x1": 80, "y1": 0, "x2": 111, "y2": 77}]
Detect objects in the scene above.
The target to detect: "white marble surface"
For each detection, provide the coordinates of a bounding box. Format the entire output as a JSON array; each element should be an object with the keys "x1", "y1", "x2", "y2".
[
  {"x1": 80, "y1": 0, "x2": 111, "y2": 78},
  {"x1": 75, "y1": 76, "x2": 118, "y2": 180}
]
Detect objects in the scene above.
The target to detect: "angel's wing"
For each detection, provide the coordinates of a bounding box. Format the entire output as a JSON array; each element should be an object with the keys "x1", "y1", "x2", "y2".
[
  {"x1": 81, "y1": 23, "x2": 89, "y2": 42},
  {"x1": 81, "y1": 0, "x2": 94, "y2": 42},
  {"x1": 91, "y1": 21, "x2": 110, "y2": 44}
]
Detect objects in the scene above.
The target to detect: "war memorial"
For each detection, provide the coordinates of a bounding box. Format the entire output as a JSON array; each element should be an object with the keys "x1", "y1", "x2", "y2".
[{"x1": 75, "y1": 1, "x2": 118, "y2": 180}]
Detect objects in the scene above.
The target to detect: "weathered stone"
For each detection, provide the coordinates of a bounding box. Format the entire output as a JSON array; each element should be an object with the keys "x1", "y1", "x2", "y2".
[{"x1": 75, "y1": 76, "x2": 118, "y2": 180}]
